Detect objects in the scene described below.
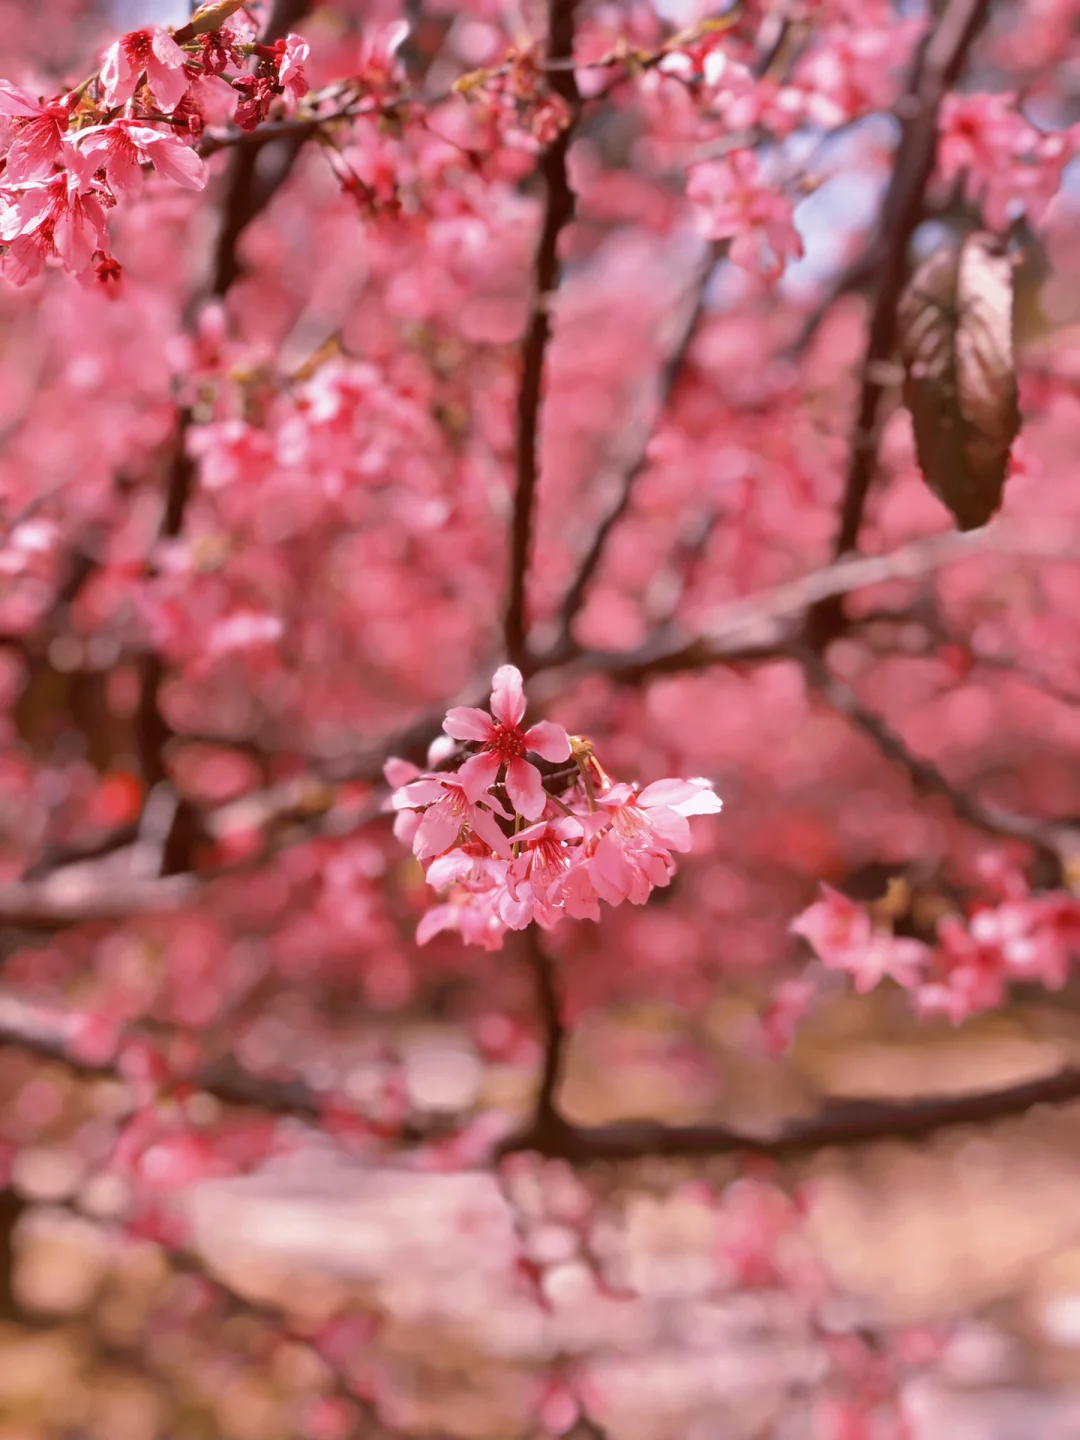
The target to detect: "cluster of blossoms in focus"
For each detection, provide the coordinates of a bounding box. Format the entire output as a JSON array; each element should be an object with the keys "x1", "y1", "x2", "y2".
[
  {"x1": 792, "y1": 856, "x2": 1080, "y2": 1024},
  {"x1": 0, "y1": 0, "x2": 309, "y2": 285},
  {"x1": 387, "y1": 665, "x2": 722, "y2": 949}
]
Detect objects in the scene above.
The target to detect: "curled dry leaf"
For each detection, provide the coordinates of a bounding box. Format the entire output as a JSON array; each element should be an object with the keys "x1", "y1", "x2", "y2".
[{"x1": 898, "y1": 231, "x2": 1021, "y2": 531}]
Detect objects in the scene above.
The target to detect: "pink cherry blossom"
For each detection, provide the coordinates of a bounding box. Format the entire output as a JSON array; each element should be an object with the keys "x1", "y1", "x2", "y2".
[
  {"x1": 791, "y1": 885, "x2": 930, "y2": 994},
  {"x1": 0, "y1": 82, "x2": 70, "y2": 182},
  {"x1": 0, "y1": 142, "x2": 111, "y2": 283},
  {"x1": 443, "y1": 664, "x2": 571, "y2": 820},
  {"x1": 501, "y1": 818, "x2": 582, "y2": 929},
  {"x1": 586, "y1": 778, "x2": 723, "y2": 907},
  {"x1": 686, "y1": 149, "x2": 804, "y2": 280},
  {"x1": 76, "y1": 122, "x2": 206, "y2": 199},
  {"x1": 416, "y1": 848, "x2": 509, "y2": 950},
  {"x1": 392, "y1": 773, "x2": 513, "y2": 860},
  {"x1": 100, "y1": 26, "x2": 190, "y2": 114},
  {"x1": 275, "y1": 33, "x2": 310, "y2": 101}
]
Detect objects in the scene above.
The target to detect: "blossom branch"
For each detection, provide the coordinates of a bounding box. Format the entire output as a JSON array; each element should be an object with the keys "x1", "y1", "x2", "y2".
[
  {"x1": 806, "y1": 0, "x2": 993, "y2": 648},
  {"x1": 503, "y1": 0, "x2": 580, "y2": 670}
]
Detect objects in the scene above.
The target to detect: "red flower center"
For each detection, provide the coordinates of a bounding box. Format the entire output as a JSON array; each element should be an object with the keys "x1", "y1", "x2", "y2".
[
  {"x1": 124, "y1": 30, "x2": 154, "y2": 65},
  {"x1": 489, "y1": 723, "x2": 526, "y2": 759}
]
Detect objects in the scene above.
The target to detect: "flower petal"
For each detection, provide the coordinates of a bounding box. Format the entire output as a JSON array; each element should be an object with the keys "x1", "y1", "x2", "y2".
[
  {"x1": 457, "y1": 750, "x2": 501, "y2": 803},
  {"x1": 415, "y1": 804, "x2": 461, "y2": 860},
  {"x1": 146, "y1": 53, "x2": 190, "y2": 113},
  {"x1": 127, "y1": 127, "x2": 206, "y2": 189},
  {"x1": 469, "y1": 804, "x2": 513, "y2": 860},
  {"x1": 638, "y1": 778, "x2": 722, "y2": 814},
  {"x1": 392, "y1": 778, "x2": 444, "y2": 809},
  {"x1": 505, "y1": 757, "x2": 546, "y2": 821},
  {"x1": 0, "y1": 82, "x2": 44, "y2": 117},
  {"x1": 524, "y1": 720, "x2": 571, "y2": 762},
  {"x1": 640, "y1": 806, "x2": 692, "y2": 852},
  {"x1": 443, "y1": 706, "x2": 494, "y2": 743},
  {"x1": 489, "y1": 665, "x2": 526, "y2": 727}
]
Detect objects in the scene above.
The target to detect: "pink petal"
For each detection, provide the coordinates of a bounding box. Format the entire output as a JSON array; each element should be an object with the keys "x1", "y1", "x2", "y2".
[
  {"x1": 0, "y1": 82, "x2": 44, "y2": 117},
  {"x1": 5, "y1": 124, "x2": 62, "y2": 184},
  {"x1": 100, "y1": 41, "x2": 135, "y2": 105},
  {"x1": 146, "y1": 54, "x2": 190, "y2": 113},
  {"x1": 392, "y1": 809, "x2": 421, "y2": 847},
  {"x1": 638, "y1": 778, "x2": 720, "y2": 813},
  {"x1": 469, "y1": 804, "x2": 512, "y2": 860},
  {"x1": 505, "y1": 757, "x2": 546, "y2": 821},
  {"x1": 392, "y1": 778, "x2": 444, "y2": 809},
  {"x1": 498, "y1": 890, "x2": 533, "y2": 930},
  {"x1": 127, "y1": 127, "x2": 206, "y2": 189},
  {"x1": 489, "y1": 664, "x2": 526, "y2": 727},
  {"x1": 151, "y1": 27, "x2": 187, "y2": 68},
  {"x1": 524, "y1": 720, "x2": 571, "y2": 762},
  {"x1": 414, "y1": 805, "x2": 460, "y2": 860},
  {"x1": 383, "y1": 756, "x2": 420, "y2": 787},
  {"x1": 640, "y1": 806, "x2": 692, "y2": 852},
  {"x1": 425, "y1": 850, "x2": 475, "y2": 890},
  {"x1": 588, "y1": 835, "x2": 635, "y2": 906},
  {"x1": 443, "y1": 706, "x2": 494, "y2": 743},
  {"x1": 417, "y1": 905, "x2": 456, "y2": 945},
  {"x1": 456, "y1": 750, "x2": 501, "y2": 803}
]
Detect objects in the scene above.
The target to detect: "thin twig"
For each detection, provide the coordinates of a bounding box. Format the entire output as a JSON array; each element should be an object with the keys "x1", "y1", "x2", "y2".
[
  {"x1": 805, "y1": 0, "x2": 993, "y2": 649},
  {"x1": 503, "y1": 0, "x2": 581, "y2": 669},
  {"x1": 799, "y1": 648, "x2": 1077, "y2": 871}
]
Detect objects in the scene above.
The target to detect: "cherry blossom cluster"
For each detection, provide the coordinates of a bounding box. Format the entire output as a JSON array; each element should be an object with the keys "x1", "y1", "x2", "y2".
[
  {"x1": 938, "y1": 91, "x2": 1080, "y2": 229},
  {"x1": 792, "y1": 857, "x2": 1080, "y2": 1023},
  {"x1": 387, "y1": 665, "x2": 722, "y2": 949},
  {"x1": 0, "y1": 0, "x2": 309, "y2": 285}
]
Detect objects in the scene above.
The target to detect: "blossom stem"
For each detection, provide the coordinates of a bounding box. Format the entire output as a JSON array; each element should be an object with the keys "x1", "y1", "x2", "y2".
[{"x1": 575, "y1": 754, "x2": 597, "y2": 813}]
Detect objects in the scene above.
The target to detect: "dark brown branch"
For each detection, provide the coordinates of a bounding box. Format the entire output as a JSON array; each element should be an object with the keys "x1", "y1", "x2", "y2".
[
  {"x1": 805, "y1": 0, "x2": 992, "y2": 649},
  {"x1": 9, "y1": 982, "x2": 1080, "y2": 1166},
  {"x1": 497, "y1": 1065, "x2": 1080, "y2": 1162},
  {"x1": 522, "y1": 931, "x2": 571, "y2": 1146},
  {"x1": 503, "y1": 0, "x2": 581, "y2": 670}
]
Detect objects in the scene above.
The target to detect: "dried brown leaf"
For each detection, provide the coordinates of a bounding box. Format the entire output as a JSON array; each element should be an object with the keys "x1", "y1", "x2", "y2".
[{"x1": 898, "y1": 231, "x2": 1021, "y2": 531}]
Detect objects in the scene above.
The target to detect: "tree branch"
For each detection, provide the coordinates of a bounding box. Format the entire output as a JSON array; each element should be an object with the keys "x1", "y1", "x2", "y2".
[
  {"x1": 805, "y1": 0, "x2": 993, "y2": 649},
  {"x1": 503, "y1": 0, "x2": 581, "y2": 670},
  {"x1": 497, "y1": 1064, "x2": 1080, "y2": 1162},
  {"x1": 7, "y1": 981, "x2": 1080, "y2": 1168},
  {"x1": 522, "y1": 931, "x2": 573, "y2": 1147}
]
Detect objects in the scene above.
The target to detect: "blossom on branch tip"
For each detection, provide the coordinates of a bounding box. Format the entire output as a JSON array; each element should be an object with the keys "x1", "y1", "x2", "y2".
[
  {"x1": 0, "y1": 83, "x2": 71, "y2": 182},
  {"x1": 443, "y1": 664, "x2": 571, "y2": 821},
  {"x1": 687, "y1": 149, "x2": 803, "y2": 280},
  {"x1": 100, "y1": 27, "x2": 191, "y2": 114},
  {"x1": 274, "y1": 34, "x2": 310, "y2": 101},
  {"x1": 392, "y1": 774, "x2": 513, "y2": 860},
  {"x1": 388, "y1": 665, "x2": 723, "y2": 948},
  {"x1": 0, "y1": 142, "x2": 112, "y2": 284},
  {"x1": 77, "y1": 122, "x2": 206, "y2": 197}
]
